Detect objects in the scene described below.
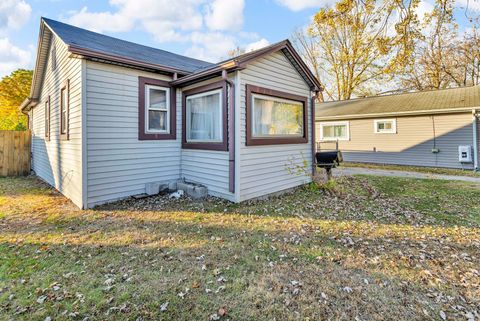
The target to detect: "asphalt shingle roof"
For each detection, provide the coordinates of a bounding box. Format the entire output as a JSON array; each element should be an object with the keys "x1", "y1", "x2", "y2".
[
  {"x1": 316, "y1": 85, "x2": 480, "y2": 119},
  {"x1": 43, "y1": 18, "x2": 214, "y2": 73}
]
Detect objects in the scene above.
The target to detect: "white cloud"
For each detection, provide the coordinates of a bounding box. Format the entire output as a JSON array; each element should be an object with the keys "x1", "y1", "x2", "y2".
[
  {"x1": 0, "y1": 37, "x2": 31, "y2": 76},
  {"x1": 66, "y1": 7, "x2": 133, "y2": 33},
  {"x1": 66, "y1": 0, "x2": 268, "y2": 62},
  {"x1": 186, "y1": 32, "x2": 236, "y2": 62},
  {"x1": 204, "y1": 0, "x2": 244, "y2": 31},
  {"x1": 245, "y1": 38, "x2": 270, "y2": 52},
  {"x1": 67, "y1": 0, "x2": 204, "y2": 42},
  {"x1": 0, "y1": 0, "x2": 31, "y2": 33},
  {"x1": 456, "y1": 0, "x2": 480, "y2": 12},
  {"x1": 275, "y1": 0, "x2": 334, "y2": 11}
]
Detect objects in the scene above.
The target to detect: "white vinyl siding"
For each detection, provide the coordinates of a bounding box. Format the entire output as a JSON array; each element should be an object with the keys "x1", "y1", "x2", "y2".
[
  {"x1": 30, "y1": 33, "x2": 83, "y2": 207},
  {"x1": 180, "y1": 77, "x2": 234, "y2": 201},
  {"x1": 317, "y1": 113, "x2": 475, "y2": 169},
  {"x1": 239, "y1": 51, "x2": 312, "y2": 201},
  {"x1": 85, "y1": 61, "x2": 180, "y2": 207}
]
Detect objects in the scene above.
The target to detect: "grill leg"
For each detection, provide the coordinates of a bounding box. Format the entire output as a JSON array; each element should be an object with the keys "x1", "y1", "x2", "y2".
[{"x1": 325, "y1": 167, "x2": 332, "y2": 180}]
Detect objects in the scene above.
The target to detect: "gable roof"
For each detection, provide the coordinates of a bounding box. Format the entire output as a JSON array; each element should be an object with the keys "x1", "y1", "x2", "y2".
[
  {"x1": 316, "y1": 85, "x2": 480, "y2": 120},
  {"x1": 171, "y1": 39, "x2": 322, "y2": 90},
  {"x1": 22, "y1": 18, "x2": 320, "y2": 112},
  {"x1": 43, "y1": 18, "x2": 213, "y2": 74}
]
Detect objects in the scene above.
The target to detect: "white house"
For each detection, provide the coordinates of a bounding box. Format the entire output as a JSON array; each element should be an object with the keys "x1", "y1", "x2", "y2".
[{"x1": 21, "y1": 18, "x2": 321, "y2": 209}]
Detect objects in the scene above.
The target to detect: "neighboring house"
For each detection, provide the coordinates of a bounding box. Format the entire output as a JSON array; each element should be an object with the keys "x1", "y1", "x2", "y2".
[
  {"x1": 316, "y1": 86, "x2": 480, "y2": 170},
  {"x1": 21, "y1": 18, "x2": 321, "y2": 209}
]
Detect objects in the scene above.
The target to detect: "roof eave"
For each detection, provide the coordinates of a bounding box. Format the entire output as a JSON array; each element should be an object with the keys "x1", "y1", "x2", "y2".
[
  {"x1": 68, "y1": 45, "x2": 191, "y2": 76},
  {"x1": 315, "y1": 107, "x2": 476, "y2": 120},
  {"x1": 171, "y1": 39, "x2": 322, "y2": 91},
  {"x1": 20, "y1": 97, "x2": 39, "y2": 113},
  {"x1": 170, "y1": 63, "x2": 242, "y2": 87}
]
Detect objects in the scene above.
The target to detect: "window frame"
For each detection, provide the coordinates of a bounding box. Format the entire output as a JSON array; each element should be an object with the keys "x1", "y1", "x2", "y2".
[
  {"x1": 319, "y1": 121, "x2": 350, "y2": 141},
  {"x1": 45, "y1": 96, "x2": 51, "y2": 141},
  {"x1": 246, "y1": 84, "x2": 308, "y2": 146},
  {"x1": 185, "y1": 88, "x2": 223, "y2": 143},
  {"x1": 182, "y1": 81, "x2": 227, "y2": 151},
  {"x1": 59, "y1": 79, "x2": 69, "y2": 141},
  {"x1": 138, "y1": 77, "x2": 176, "y2": 140},
  {"x1": 144, "y1": 84, "x2": 170, "y2": 134},
  {"x1": 374, "y1": 119, "x2": 397, "y2": 134}
]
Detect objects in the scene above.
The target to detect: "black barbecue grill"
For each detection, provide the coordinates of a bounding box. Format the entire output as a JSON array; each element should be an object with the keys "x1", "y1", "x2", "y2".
[{"x1": 315, "y1": 150, "x2": 343, "y2": 179}]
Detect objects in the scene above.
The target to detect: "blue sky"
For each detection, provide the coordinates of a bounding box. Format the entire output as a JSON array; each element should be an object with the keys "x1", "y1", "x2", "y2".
[{"x1": 0, "y1": 0, "x2": 478, "y2": 77}]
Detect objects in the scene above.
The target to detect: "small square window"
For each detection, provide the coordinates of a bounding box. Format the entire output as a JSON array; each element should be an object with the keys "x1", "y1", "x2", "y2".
[{"x1": 374, "y1": 119, "x2": 396, "y2": 134}]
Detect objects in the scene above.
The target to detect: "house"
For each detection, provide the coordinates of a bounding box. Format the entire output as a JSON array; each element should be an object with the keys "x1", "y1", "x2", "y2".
[
  {"x1": 20, "y1": 18, "x2": 321, "y2": 209},
  {"x1": 316, "y1": 86, "x2": 480, "y2": 170}
]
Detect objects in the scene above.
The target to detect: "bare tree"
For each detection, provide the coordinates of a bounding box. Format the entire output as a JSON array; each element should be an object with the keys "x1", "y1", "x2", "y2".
[{"x1": 293, "y1": 0, "x2": 422, "y2": 101}]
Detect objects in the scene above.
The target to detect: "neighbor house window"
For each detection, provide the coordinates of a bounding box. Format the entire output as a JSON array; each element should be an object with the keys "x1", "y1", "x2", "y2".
[
  {"x1": 320, "y1": 121, "x2": 349, "y2": 141},
  {"x1": 45, "y1": 96, "x2": 50, "y2": 141},
  {"x1": 182, "y1": 81, "x2": 227, "y2": 151},
  {"x1": 60, "y1": 80, "x2": 69, "y2": 140},
  {"x1": 374, "y1": 119, "x2": 396, "y2": 134},
  {"x1": 138, "y1": 77, "x2": 176, "y2": 140},
  {"x1": 246, "y1": 85, "x2": 308, "y2": 146}
]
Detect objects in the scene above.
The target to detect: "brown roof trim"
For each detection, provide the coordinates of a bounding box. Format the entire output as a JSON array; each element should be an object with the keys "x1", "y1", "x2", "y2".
[
  {"x1": 68, "y1": 45, "x2": 190, "y2": 76},
  {"x1": 245, "y1": 84, "x2": 308, "y2": 146},
  {"x1": 171, "y1": 40, "x2": 322, "y2": 90},
  {"x1": 182, "y1": 80, "x2": 228, "y2": 151},
  {"x1": 316, "y1": 107, "x2": 476, "y2": 121}
]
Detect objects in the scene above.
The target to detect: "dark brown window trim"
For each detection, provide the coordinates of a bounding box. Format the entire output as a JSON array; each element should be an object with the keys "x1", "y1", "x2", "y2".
[
  {"x1": 138, "y1": 76, "x2": 176, "y2": 140},
  {"x1": 60, "y1": 79, "x2": 70, "y2": 141},
  {"x1": 45, "y1": 95, "x2": 50, "y2": 141},
  {"x1": 245, "y1": 84, "x2": 308, "y2": 146},
  {"x1": 182, "y1": 80, "x2": 228, "y2": 151}
]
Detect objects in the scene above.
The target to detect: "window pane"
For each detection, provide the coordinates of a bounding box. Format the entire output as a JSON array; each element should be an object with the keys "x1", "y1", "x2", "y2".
[
  {"x1": 149, "y1": 88, "x2": 167, "y2": 109},
  {"x1": 334, "y1": 125, "x2": 345, "y2": 137},
  {"x1": 323, "y1": 125, "x2": 334, "y2": 138},
  {"x1": 187, "y1": 92, "x2": 221, "y2": 141},
  {"x1": 252, "y1": 97, "x2": 303, "y2": 137},
  {"x1": 148, "y1": 110, "x2": 167, "y2": 131},
  {"x1": 323, "y1": 124, "x2": 347, "y2": 139}
]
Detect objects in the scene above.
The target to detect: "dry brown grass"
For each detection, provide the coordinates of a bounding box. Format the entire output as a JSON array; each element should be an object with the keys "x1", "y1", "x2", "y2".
[{"x1": 0, "y1": 176, "x2": 479, "y2": 320}]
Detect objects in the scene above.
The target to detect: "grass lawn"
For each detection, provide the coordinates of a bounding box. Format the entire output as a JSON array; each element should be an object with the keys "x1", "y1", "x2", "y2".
[
  {"x1": 343, "y1": 162, "x2": 480, "y2": 177},
  {"x1": 0, "y1": 176, "x2": 479, "y2": 320}
]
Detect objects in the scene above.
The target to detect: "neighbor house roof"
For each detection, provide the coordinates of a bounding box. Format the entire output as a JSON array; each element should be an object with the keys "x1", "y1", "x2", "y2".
[{"x1": 316, "y1": 85, "x2": 480, "y2": 120}]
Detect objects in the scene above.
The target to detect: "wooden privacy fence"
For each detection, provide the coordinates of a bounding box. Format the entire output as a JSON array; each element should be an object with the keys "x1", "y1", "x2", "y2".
[{"x1": 0, "y1": 130, "x2": 31, "y2": 176}]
